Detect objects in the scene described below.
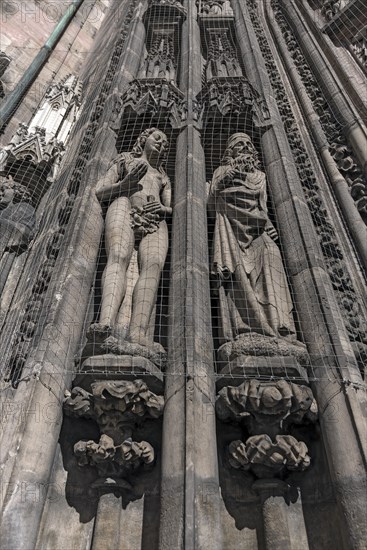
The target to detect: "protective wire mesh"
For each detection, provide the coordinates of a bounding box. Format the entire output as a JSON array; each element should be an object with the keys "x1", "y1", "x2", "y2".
[{"x1": 0, "y1": 0, "x2": 366, "y2": 400}]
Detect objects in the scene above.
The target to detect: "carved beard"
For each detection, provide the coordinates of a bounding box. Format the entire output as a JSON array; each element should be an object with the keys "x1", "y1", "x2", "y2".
[{"x1": 228, "y1": 153, "x2": 257, "y2": 173}]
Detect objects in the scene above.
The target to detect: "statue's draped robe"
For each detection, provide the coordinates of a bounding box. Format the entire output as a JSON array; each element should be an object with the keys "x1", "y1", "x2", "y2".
[{"x1": 209, "y1": 165, "x2": 296, "y2": 344}]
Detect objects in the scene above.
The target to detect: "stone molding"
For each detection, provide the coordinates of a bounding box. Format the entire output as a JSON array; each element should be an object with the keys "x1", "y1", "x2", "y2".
[{"x1": 246, "y1": 0, "x2": 367, "y2": 373}]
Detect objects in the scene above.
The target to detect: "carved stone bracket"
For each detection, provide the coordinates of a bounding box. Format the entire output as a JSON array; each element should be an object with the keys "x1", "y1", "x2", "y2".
[
  {"x1": 64, "y1": 379, "x2": 164, "y2": 493},
  {"x1": 74, "y1": 434, "x2": 154, "y2": 481},
  {"x1": 216, "y1": 379, "x2": 318, "y2": 435},
  {"x1": 121, "y1": 78, "x2": 185, "y2": 127},
  {"x1": 64, "y1": 379, "x2": 164, "y2": 429},
  {"x1": 216, "y1": 375, "x2": 318, "y2": 482},
  {"x1": 228, "y1": 434, "x2": 311, "y2": 477}
]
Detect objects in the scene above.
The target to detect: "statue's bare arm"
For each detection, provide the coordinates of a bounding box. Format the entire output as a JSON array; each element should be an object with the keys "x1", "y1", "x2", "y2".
[
  {"x1": 143, "y1": 178, "x2": 172, "y2": 217},
  {"x1": 160, "y1": 178, "x2": 172, "y2": 216},
  {"x1": 95, "y1": 159, "x2": 148, "y2": 202}
]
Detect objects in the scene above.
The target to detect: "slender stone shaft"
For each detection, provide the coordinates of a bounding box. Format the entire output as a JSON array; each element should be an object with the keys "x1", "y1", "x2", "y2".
[
  {"x1": 159, "y1": 2, "x2": 222, "y2": 549},
  {"x1": 253, "y1": 480, "x2": 292, "y2": 550},
  {"x1": 91, "y1": 494, "x2": 123, "y2": 550},
  {"x1": 280, "y1": 0, "x2": 367, "y2": 173},
  {"x1": 261, "y1": 497, "x2": 292, "y2": 550},
  {"x1": 91, "y1": 494, "x2": 143, "y2": 550},
  {"x1": 265, "y1": 2, "x2": 367, "y2": 271}
]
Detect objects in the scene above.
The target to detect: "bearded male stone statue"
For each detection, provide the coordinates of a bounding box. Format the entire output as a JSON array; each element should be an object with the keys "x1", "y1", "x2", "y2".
[{"x1": 208, "y1": 133, "x2": 297, "y2": 349}]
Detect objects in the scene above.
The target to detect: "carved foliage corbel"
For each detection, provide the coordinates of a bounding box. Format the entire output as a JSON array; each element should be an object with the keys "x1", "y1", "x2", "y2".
[
  {"x1": 64, "y1": 380, "x2": 164, "y2": 488},
  {"x1": 216, "y1": 379, "x2": 318, "y2": 479}
]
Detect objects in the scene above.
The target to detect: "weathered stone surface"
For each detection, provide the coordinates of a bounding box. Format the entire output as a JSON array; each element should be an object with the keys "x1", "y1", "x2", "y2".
[
  {"x1": 217, "y1": 334, "x2": 309, "y2": 367},
  {"x1": 64, "y1": 378, "x2": 164, "y2": 496},
  {"x1": 1, "y1": 0, "x2": 366, "y2": 549}
]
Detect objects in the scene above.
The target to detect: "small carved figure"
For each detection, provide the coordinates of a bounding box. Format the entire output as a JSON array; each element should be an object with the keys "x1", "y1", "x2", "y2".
[
  {"x1": 208, "y1": 133, "x2": 297, "y2": 345},
  {"x1": 92, "y1": 130, "x2": 171, "y2": 351},
  {"x1": 0, "y1": 176, "x2": 35, "y2": 253},
  {"x1": 199, "y1": 0, "x2": 233, "y2": 16},
  {"x1": 321, "y1": 0, "x2": 347, "y2": 20}
]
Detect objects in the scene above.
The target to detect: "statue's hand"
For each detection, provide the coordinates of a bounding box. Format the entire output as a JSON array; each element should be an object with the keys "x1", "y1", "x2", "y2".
[
  {"x1": 143, "y1": 201, "x2": 172, "y2": 218},
  {"x1": 218, "y1": 167, "x2": 241, "y2": 189},
  {"x1": 125, "y1": 162, "x2": 148, "y2": 186},
  {"x1": 266, "y1": 225, "x2": 278, "y2": 241}
]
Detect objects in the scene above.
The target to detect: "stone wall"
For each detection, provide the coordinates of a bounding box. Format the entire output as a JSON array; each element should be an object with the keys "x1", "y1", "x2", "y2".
[{"x1": 0, "y1": 0, "x2": 111, "y2": 142}]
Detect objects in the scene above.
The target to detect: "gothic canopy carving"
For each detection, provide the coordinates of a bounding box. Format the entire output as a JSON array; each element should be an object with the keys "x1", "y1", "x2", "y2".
[{"x1": 121, "y1": 79, "x2": 185, "y2": 126}]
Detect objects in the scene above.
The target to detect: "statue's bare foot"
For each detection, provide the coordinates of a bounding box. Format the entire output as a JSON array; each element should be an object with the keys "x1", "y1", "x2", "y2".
[
  {"x1": 128, "y1": 333, "x2": 165, "y2": 354},
  {"x1": 87, "y1": 323, "x2": 112, "y2": 343}
]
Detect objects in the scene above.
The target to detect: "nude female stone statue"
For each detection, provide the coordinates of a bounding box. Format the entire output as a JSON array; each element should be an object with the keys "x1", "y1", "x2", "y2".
[
  {"x1": 91, "y1": 128, "x2": 171, "y2": 351},
  {"x1": 208, "y1": 133, "x2": 297, "y2": 347}
]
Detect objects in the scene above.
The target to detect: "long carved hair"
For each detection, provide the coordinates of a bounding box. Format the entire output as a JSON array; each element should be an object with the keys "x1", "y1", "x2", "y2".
[{"x1": 131, "y1": 128, "x2": 169, "y2": 172}]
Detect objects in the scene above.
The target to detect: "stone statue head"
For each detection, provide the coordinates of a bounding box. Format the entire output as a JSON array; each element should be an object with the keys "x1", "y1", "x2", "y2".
[
  {"x1": 222, "y1": 133, "x2": 260, "y2": 169},
  {"x1": 132, "y1": 128, "x2": 169, "y2": 167}
]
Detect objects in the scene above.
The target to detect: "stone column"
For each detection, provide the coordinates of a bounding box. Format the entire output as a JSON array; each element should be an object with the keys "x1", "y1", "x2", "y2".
[
  {"x1": 265, "y1": 2, "x2": 367, "y2": 269},
  {"x1": 232, "y1": 2, "x2": 367, "y2": 548},
  {"x1": 253, "y1": 480, "x2": 292, "y2": 550},
  {"x1": 159, "y1": 1, "x2": 222, "y2": 549},
  {"x1": 280, "y1": 0, "x2": 367, "y2": 173},
  {"x1": 297, "y1": 0, "x2": 367, "y2": 120}
]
